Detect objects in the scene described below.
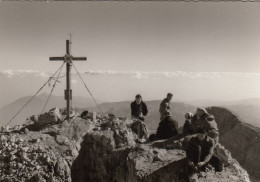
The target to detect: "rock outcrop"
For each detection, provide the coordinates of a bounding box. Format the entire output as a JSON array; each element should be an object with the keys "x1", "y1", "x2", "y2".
[
  {"x1": 207, "y1": 107, "x2": 260, "y2": 181},
  {"x1": 71, "y1": 115, "x2": 250, "y2": 182},
  {"x1": 0, "y1": 108, "x2": 93, "y2": 182},
  {"x1": 0, "y1": 107, "x2": 252, "y2": 182}
]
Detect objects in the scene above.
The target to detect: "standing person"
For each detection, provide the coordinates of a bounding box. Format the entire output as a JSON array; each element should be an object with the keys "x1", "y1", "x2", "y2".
[
  {"x1": 159, "y1": 93, "x2": 173, "y2": 121},
  {"x1": 130, "y1": 94, "x2": 148, "y2": 121}
]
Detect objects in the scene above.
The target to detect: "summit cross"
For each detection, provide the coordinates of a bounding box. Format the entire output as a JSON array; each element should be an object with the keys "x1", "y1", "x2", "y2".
[{"x1": 50, "y1": 40, "x2": 87, "y2": 121}]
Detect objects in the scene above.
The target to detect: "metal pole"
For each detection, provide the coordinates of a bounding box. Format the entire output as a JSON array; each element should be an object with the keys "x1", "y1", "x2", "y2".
[{"x1": 66, "y1": 40, "x2": 71, "y2": 121}]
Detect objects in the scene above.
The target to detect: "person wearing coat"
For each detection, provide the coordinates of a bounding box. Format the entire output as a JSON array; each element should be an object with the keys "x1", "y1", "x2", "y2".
[
  {"x1": 183, "y1": 112, "x2": 194, "y2": 135},
  {"x1": 131, "y1": 94, "x2": 148, "y2": 121},
  {"x1": 159, "y1": 93, "x2": 173, "y2": 121},
  {"x1": 191, "y1": 108, "x2": 219, "y2": 143}
]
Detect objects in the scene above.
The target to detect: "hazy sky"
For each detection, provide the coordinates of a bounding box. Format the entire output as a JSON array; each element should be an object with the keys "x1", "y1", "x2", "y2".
[{"x1": 0, "y1": 2, "x2": 260, "y2": 106}]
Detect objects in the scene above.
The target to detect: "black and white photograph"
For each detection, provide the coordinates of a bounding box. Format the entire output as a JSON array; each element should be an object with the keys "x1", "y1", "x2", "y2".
[{"x1": 0, "y1": 1, "x2": 259, "y2": 181}]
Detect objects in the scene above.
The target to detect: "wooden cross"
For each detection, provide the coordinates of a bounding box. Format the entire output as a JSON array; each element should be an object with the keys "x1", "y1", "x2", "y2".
[{"x1": 50, "y1": 40, "x2": 87, "y2": 121}]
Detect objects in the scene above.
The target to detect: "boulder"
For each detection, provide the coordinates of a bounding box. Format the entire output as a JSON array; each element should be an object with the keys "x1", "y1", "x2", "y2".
[
  {"x1": 37, "y1": 107, "x2": 61, "y2": 126},
  {"x1": 207, "y1": 107, "x2": 260, "y2": 180},
  {"x1": 22, "y1": 107, "x2": 62, "y2": 132}
]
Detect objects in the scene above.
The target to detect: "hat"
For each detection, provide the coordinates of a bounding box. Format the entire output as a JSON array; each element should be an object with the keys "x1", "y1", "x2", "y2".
[
  {"x1": 196, "y1": 108, "x2": 208, "y2": 117},
  {"x1": 185, "y1": 112, "x2": 193, "y2": 119}
]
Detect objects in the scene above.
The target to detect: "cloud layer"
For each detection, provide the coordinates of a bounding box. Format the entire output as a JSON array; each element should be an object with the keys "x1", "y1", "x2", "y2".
[
  {"x1": 1, "y1": 69, "x2": 260, "y2": 80},
  {"x1": 84, "y1": 70, "x2": 260, "y2": 79},
  {"x1": 0, "y1": 70, "x2": 49, "y2": 78}
]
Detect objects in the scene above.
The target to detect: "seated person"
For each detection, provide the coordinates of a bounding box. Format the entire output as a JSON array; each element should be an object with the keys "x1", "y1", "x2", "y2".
[
  {"x1": 191, "y1": 108, "x2": 219, "y2": 143},
  {"x1": 131, "y1": 119, "x2": 149, "y2": 142},
  {"x1": 185, "y1": 128, "x2": 216, "y2": 176},
  {"x1": 183, "y1": 112, "x2": 194, "y2": 135}
]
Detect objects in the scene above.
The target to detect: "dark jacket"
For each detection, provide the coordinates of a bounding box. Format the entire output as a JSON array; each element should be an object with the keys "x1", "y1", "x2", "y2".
[
  {"x1": 183, "y1": 119, "x2": 193, "y2": 135},
  {"x1": 130, "y1": 101, "x2": 148, "y2": 120},
  {"x1": 156, "y1": 116, "x2": 178, "y2": 140},
  {"x1": 186, "y1": 135, "x2": 215, "y2": 166}
]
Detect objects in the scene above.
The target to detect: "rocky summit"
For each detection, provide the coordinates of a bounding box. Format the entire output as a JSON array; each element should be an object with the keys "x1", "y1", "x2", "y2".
[
  {"x1": 0, "y1": 107, "x2": 251, "y2": 182},
  {"x1": 0, "y1": 108, "x2": 92, "y2": 182}
]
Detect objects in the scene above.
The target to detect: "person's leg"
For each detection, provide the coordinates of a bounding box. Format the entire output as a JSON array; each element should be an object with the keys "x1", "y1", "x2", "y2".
[
  {"x1": 140, "y1": 122, "x2": 148, "y2": 139},
  {"x1": 188, "y1": 145, "x2": 201, "y2": 181},
  {"x1": 197, "y1": 145, "x2": 201, "y2": 164},
  {"x1": 208, "y1": 156, "x2": 223, "y2": 172},
  {"x1": 191, "y1": 145, "x2": 201, "y2": 165},
  {"x1": 137, "y1": 121, "x2": 142, "y2": 138}
]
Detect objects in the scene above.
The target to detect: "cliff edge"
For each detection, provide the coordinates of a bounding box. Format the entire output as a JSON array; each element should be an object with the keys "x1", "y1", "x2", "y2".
[{"x1": 207, "y1": 107, "x2": 260, "y2": 181}]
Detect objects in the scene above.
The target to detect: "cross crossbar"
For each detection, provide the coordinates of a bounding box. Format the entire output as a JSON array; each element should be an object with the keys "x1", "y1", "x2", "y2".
[{"x1": 50, "y1": 57, "x2": 87, "y2": 61}]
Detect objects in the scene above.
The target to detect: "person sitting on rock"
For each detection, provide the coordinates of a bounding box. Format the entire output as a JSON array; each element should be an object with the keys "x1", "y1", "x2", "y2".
[
  {"x1": 191, "y1": 108, "x2": 219, "y2": 143},
  {"x1": 159, "y1": 93, "x2": 173, "y2": 121},
  {"x1": 130, "y1": 94, "x2": 148, "y2": 121},
  {"x1": 183, "y1": 112, "x2": 194, "y2": 136},
  {"x1": 156, "y1": 115, "x2": 178, "y2": 140},
  {"x1": 185, "y1": 127, "x2": 216, "y2": 181}
]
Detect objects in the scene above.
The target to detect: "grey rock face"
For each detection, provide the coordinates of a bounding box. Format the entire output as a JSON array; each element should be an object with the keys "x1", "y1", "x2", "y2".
[{"x1": 207, "y1": 107, "x2": 260, "y2": 181}]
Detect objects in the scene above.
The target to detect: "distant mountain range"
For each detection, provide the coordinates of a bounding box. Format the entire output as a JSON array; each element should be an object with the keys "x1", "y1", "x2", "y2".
[
  {"x1": 96, "y1": 98, "x2": 260, "y2": 131},
  {"x1": 184, "y1": 98, "x2": 260, "y2": 107},
  {"x1": 1, "y1": 94, "x2": 260, "y2": 129},
  {"x1": 0, "y1": 93, "x2": 102, "y2": 126}
]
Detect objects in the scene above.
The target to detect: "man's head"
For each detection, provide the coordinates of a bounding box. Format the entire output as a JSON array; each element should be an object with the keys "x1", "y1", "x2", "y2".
[
  {"x1": 166, "y1": 93, "x2": 173, "y2": 101},
  {"x1": 197, "y1": 127, "x2": 207, "y2": 141},
  {"x1": 185, "y1": 112, "x2": 193, "y2": 120},
  {"x1": 195, "y1": 108, "x2": 208, "y2": 119},
  {"x1": 135, "y1": 94, "x2": 142, "y2": 104}
]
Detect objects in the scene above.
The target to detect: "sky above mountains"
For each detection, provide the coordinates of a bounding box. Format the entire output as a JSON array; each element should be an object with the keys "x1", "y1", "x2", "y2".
[{"x1": 0, "y1": 2, "x2": 260, "y2": 106}]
